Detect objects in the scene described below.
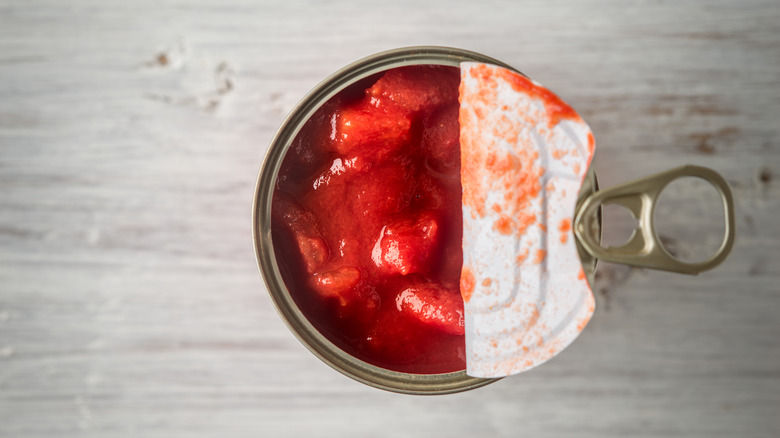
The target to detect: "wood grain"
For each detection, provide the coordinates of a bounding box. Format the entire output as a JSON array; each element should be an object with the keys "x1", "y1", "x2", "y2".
[{"x1": 1, "y1": 0, "x2": 778, "y2": 436}]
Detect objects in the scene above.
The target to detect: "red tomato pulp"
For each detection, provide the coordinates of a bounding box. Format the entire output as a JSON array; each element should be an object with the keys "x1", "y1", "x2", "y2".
[{"x1": 272, "y1": 66, "x2": 465, "y2": 374}]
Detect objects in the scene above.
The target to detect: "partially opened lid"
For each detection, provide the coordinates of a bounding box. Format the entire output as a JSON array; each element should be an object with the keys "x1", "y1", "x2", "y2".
[{"x1": 459, "y1": 62, "x2": 596, "y2": 378}]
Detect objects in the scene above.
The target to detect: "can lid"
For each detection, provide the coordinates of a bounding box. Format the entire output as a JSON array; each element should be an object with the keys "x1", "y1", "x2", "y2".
[{"x1": 459, "y1": 63, "x2": 596, "y2": 378}]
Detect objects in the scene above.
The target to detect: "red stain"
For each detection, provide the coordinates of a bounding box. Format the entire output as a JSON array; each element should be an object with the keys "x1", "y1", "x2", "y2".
[
  {"x1": 533, "y1": 249, "x2": 546, "y2": 264},
  {"x1": 493, "y1": 114, "x2": 514, "y2": 144},
  {"x1": 459, "y1": 102, "x2": 487, "y2": 219},
  {"x1": 493, "y1": 68, "x2": 581, "y2": 128},
  {"x1": 493, "y1": 215, "x2": 514, "y2": 235},
  {"x1": 460, "y1": 66, "x2": 544, "y2": 233},
  {"x1": 485, "y1": 152, "x2": 496, "y2": 167},
  {"x1": 469, "y1": 64, "x2": 498, "y2": 90},
  {"x1": 481, "y1": 277, "x2": 492, "y2": 287},
  {"x1": 516, "y1": 213, "x2": 537, "y2": 236},
  {"x1": 551, "y1": 148, "x2": 567, "y2": 159},
  {"x1": 587, "y1": 132, "x2": 595, "y2": 155},
  {"x1": 577, "y1": 313, "x2": 593, "y2": 332},
  {"x1": 460, "y1": 266, "x2": 475, "y2": 303},
  {"x1": 577, "y1": 267, "x2": 586, "y2": 280},
  {"x1": 515, "y1": 247, "x2": 530, "y2": 265},
  {"x1": 526, "y1": 305, "x2": 540, "y2": 329},
  {"x1": 558, "y1": 218, "x2": 571, "y2": 244},
  {"x1": 487, "y1": 152, "x2": 520, "y2": 174}
]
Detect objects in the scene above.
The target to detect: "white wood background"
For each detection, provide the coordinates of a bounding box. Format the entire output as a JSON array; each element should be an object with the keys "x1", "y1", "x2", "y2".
[{"x1": 1, "y1": 1, "x2": 779, "y2": 437}]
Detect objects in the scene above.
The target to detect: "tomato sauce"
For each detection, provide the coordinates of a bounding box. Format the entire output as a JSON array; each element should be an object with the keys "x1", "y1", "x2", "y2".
[{"x1": 271, "y1": 66, "x2": 465, "y2": 374}]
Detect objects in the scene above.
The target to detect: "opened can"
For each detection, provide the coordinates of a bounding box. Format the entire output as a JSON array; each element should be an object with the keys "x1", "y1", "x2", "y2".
[{"x1": 252, "y1": 47, "x2": 735, "y2": 394}]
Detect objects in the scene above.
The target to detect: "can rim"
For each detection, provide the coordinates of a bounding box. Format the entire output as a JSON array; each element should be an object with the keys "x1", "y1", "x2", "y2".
[{"x1": 252, "y1": 46, "x2": 598, "y2": 394}]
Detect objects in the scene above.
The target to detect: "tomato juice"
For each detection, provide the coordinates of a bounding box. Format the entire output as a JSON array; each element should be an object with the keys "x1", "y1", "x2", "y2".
[{"x1": 271, "y1": 66, "x2": 466, "y2": 374}]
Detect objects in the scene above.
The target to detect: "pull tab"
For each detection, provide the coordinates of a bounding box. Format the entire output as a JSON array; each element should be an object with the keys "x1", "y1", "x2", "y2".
[{"x1": 574, "y1": 165, "x2": 735, "y2": 274}]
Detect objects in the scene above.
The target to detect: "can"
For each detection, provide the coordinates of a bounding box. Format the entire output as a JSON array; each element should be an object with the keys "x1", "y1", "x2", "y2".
[{"x1": 252, "y1": 46, "x2": 735, "y2": 394}]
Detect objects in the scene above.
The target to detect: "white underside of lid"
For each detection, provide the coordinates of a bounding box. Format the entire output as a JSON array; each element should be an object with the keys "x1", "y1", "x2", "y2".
[{"x1": 459, "y1": 62, "x2": 596, "y2": 378}]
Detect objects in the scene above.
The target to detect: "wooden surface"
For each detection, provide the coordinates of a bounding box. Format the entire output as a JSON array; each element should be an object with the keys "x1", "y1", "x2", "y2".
[{"x1": 1, "y1": 1, "x2": 779, "y2": 436}]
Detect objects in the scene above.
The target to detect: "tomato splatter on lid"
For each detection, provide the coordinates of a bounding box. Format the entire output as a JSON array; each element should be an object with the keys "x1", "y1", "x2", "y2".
[
  {"x1": 493, "y1": 215, "x2": 514, "y2": 235},
  {"x1": 533, "y1": 249, "x2": 547, "y2": 264},
  {"x1": 559, "y1": 217, "x2": 572, "y2": 244},
  {"x1": 460, "y1": 266, "x2": 475, "y2": 303},
  {"x1": 490, "y1": 66, "x2": 581, "y2": 129},
  {"x1": 459, "y1": 62, "x2": 597, "y2": 378}
]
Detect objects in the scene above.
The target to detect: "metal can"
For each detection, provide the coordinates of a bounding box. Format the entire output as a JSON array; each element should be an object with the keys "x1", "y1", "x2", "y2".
[{"x1": 252, "y1": 46, "x2": 735, "y2": 394}]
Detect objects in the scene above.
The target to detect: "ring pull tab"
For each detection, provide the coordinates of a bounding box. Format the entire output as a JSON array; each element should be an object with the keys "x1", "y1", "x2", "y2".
[{"x1": 574, "y1": 165, "x2": 735, "y2": 274}]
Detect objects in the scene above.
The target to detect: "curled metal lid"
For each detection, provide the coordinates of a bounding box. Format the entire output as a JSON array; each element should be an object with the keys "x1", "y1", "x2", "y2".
[{"x1": 459, "y1": 62, "x2": 596, "y2": 377}]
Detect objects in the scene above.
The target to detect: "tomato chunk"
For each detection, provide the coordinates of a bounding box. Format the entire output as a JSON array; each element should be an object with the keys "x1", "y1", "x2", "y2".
[
  {"x1": 333, "y1": 100, "x2": 412, "y2": 159},
  {"x1": 311, "y1": 267, "x2": 361, "y2": 304},
  {"x1": 422, "y1": 102, "x2": 460, "y2": 173},
  {"x1": 395, "y1": 283, "x2": 465, "y2": 335},
  {"x1": 348, "y1": 162, "x2": 415, "y2": 218},
  {"x1": 372, "y1": 212, "x2": 440, "y2": 276},
  {"x1": 272, "y1": 194, "x2": 329, "y2": 273},
  {"x1": 366, "y1": 65, "x2": 459, "y2": 113}
]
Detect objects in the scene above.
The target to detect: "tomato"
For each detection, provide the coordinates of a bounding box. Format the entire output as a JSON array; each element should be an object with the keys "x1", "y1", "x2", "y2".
[{"x1": 272, "y1": 66, "x2": 465, "y2": 373}]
